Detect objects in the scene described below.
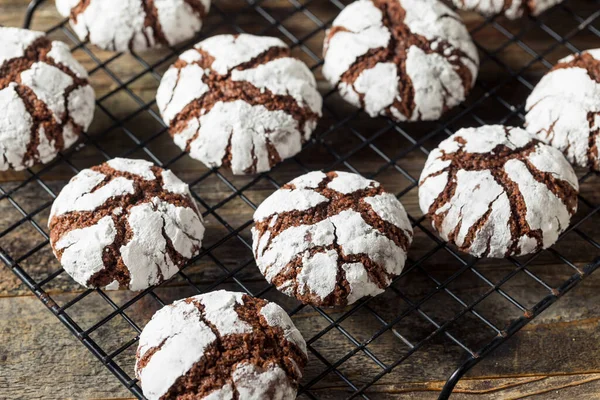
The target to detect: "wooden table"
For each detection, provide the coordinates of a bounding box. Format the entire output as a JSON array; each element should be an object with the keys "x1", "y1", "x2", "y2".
[{"x1": 2, "y1": 0, "x2": 600, "y2": 399}]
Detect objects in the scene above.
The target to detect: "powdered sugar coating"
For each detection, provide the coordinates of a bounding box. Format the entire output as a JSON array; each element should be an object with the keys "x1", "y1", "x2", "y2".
[
  {"x1": 135, "y1": 290, "x2": 307, "y2": 400},
  {"x1": 452, "y1": 0, "x2": 563, "y2": 19},
  {"x1": 49, "y1": 158, "x2": 205, "y2": 290},
  {"x1": 419, "y1": 126, "x2": 579, "y2": 258},
  {"x1": 198, "y1": 34, "x2": 288, "y2": 75},
  {"x1": 323, "y1": 0, "x2": 478, "y2": 122},
  {"x1": 136, "y1": 300, "x2": 216, "y2": 400},
  {"x1": 56, "y1": 0, "x2": 210, "y2": 52},
  {"x1": 525, "y1": 49, "x2": 600, "y2": 170},
  {"x1": 0, "y1": 27, "x2": 95, "y2": 171},
  {"x1": 252, "y1": 171, "x2": 413, "y2": 306},
  {"x1": 156, "y1": 34, "x2": 322, "y2": 175}
]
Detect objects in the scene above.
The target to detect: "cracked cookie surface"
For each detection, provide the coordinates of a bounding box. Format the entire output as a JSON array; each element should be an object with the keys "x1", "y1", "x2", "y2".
[
  {"x1": 526, "y1": 49, "x2": 600, "y2": 171},
  {"x1": 452, "y1": 0, "x2": 564, "y2": 19},
  {"x1": 0, "y1": 27, "x2": 95, "y2": 171},
  {"x1": 48, "y1": 158, "x2": 205, "y2": 291},
  {"x1": 322, "y1": 0, "x2": 478, "y2": 122},
  {"x1": 419, "y1": 126, "x2": 579, "y2": 258},
  {"x1": 156, "y1": 34, "x2": 323, "y2": 175},
  {"x1": 135, "y1": 290, "x2": 307, "y2": 400},
  {"x1": 252, "y1": 171, "x2": 413, "y2": 307},
  {"x1": 56, "y1": 0, "x2": 210, "y2": 52}
]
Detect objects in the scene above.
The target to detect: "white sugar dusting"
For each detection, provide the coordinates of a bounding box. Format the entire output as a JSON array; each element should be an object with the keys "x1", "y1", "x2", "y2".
[
  {"x1": 56, "y1": 0, "x2": 207, "y2": 52},
  {"x1": 323, "y1": 0, "x2": 390, "y2": 85},
  {"x1": 137, "y1": 299, "x2": 216, "y2": 400},
  {"x1": 363, "y1": 193, "x2": 413, "y2": 235},
  {"x1": 50, "y1": 160, "x2": 205, "y2": 291},
  {"x1": 157, "y1": 63, "x2": 209, "y2": 125},
  {"x1": 289, "y1": 170, "x2": 327, "y2": 189},
  {"x1": 342, "y1": 262, "x2": 384, "y2": 305},
  {"x1": 107, "y1": 158, "x2": 156, "y2": 180},
  {"x1": 525, "y1": 59, "x2": 600, "y2": 169},
  {"x1": 136, "y1": 291, "x2": 305, "y2": 399},
  {"x1": 419, "y1": 125, "x2": 578, "y2": 258},
  {"x1": 253, "y1": 171, "x2": 413, "y2": 304},
  {"x1": 55, "y1": 215, "x2": 117, "y2": 287},
  {"x1": 197, "y1": 34, "x2": 287, "y2": 75},
  {"x1": 253, "y1": 188, "x2": 329, "y2": 222},
  {"x1": 259, "y1": 302, "x2": 307, "y2": 355},
  {"x1": 297, "y1": 249, "x2": 339, "y2": 300},
  {"x1": 231, "y1": 57, "x2": 322, "y2": 115},
  {"x1": 0, "y1": 85, "x2": 34, "y2": 171},
  {"x1": 0, "y1": 26, "x2": 44, "y2": 65},
  {"x1": 0, "y1": 28, "x2": 93, "y2": 171},
  {"x1": 327, "y1": 171, "x2": 378, "y2": 194},
  {"x1": 232, "y1": 362, "x2": 297, "y2": 400},
  {"x1": 352, "y1": 62, "x2": 400, "y2": 117},
  {"x1": 452, "y1": 0, "x2": 563, "y2": 19},
  {"x1": 199, "y1": 290, "x2": 253, "y2": 336},
  {"x1": 187, "y1": 100, "x2": 303, "y2": 175},
  {"x1": 153, "y1": 0, "x2": 208, "y2": 47},
  {"x1": 323, "y1": 0, "x2": 478, "y2": 121},
  {"x1": 120, "y1": 201, "x2": 178, "y2": 291}
]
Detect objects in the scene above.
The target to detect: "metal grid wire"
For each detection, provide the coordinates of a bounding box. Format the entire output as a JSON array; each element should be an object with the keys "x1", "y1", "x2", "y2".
[{"x1": 2, "y1": 0, "x2": 600, "y2": 398}]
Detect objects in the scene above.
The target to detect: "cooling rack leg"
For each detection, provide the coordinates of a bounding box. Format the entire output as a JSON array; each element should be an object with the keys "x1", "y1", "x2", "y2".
[
  {"x1": 439, "y1": 357, "x2": 478, "y2": 399},
  {"x1": 23, "y1": 0, "x2": 47, "y2": 29}
]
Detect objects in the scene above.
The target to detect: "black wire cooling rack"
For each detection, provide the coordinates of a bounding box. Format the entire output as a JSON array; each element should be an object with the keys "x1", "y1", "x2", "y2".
[{"x1": 2, "y1": 0, "x2": 600, "y2": 398}]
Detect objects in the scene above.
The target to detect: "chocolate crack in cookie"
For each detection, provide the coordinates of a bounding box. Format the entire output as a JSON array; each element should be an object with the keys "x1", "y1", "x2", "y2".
[
  {"x1": 56, "y1": 0, "x2": 210, "y2": 52},
  {"x1": 526, "y1": 49, "x2": 600, "y2": 171},
  {"x1": 453, "y1": 0, "x2": 564, "y2": 19},
  {"x1": 322, "y1": 0, "x2": 478, "y2": 122},
  {"x1": 0, "y1": 27, "x2": 94, "y2": 171},
  {"x1": 252, "y1": 171, "x2": 413, "y2": 307},
  {"x1": 135, "y1": 290, "x2": 307, "y2": 400},
  {"x1": 48, "y1": 158, "x2": 205, "y2": 291},
  {"x1": 156, "y1": 34, "x2": 323, "y2": 175},
  {"x1": 419, "y1": 126, "x2": 579, "y2": 258}
]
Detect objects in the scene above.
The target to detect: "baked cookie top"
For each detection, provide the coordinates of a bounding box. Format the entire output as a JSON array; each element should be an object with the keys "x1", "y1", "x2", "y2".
[
  {"x1": 135, "y1": 290, "x2": 307, "y2": 400},
  {"x1": 0, "y1": 27, "x2": 95, "y2": 171},
  {"x1": 252, "y1": 171, "x2": 413, "y2": 307},
  {"x1": 56, "y1": 0, "x2": 210, "y2": 52},
  {"x1": 452, "y1": 0, "x2": 564, "y2": 19},
  {"x1": 156, "y1": 34, "x2": 322, "y2": 175},
  {"x1": 49, "y1": 158, "x2": 205, "y2": 291},
  {"x1": 419, "y1": 126, "x2": 579, "y2": 258},
  {"x1": 526, "y1": 49, "x2": 600, "y2": 170},
  {"x1": 322, "y1": 0, "x2": 478, "y2": 122}
]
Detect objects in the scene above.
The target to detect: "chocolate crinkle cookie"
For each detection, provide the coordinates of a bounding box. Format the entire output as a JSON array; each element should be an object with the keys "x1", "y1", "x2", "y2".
[
  {"x1": 48, "y1": 158, "x2": 205, "y2": 291},
  {"x1": 526, "y1": 49, "x2": 600, "y2": 171},
  {"x1": 419, "y1": 126, "x2": 579, "y2": 258},
  {"x1": 156, "y1": 34, "x2": 322, "y2": 175},
  {"x1": 135, "y1": 290, "x2": 307, "y2": 400},
  {"x1": 56, "y1": 0, "x2": 210, "y2": 52},
  {"x1": 252, "y1": 171, "x2": 413, "y2": 307},
  {"x1": 0, "y1": 27, "x2": 94, "y2": 171},
  {"x1": 452, "y1": 0, "x2": 563, "y2": 19},
  {"x1": 322, "y1": 0, "x2": 478, "y2": 122}
]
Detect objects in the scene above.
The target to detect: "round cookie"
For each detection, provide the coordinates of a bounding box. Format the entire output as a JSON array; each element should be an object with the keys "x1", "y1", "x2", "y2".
[
  {"x1": 135, "y1": 290, "x2": 307, "y2": 400},
  {"x1": 156, "y1": 34, "x2": 322, "y2": 175},
  {"x1": 452, "y1": 0, "x2": 564, "y2": 20},
  {"x1": 56, "y1": 0, "x2": 210, "y2": 52},
  {"x1": 419, "y1": 126, "x2": 579, "y2": 258},
  {"x1": 0, "y1": 27, "x2": 94, "y2": 171},
  {"x1": 252, "y1": 171, "x2": 413, "y2": 307},
  {"x1": 525, "y1": 49, "x2": 600, "y2": 171},
  {"x1": 322, "y1": 0, "x2": 478, "y2": 122},
  {"x1": 48, "y1": 158, "x2": 205, "y2": 291}
]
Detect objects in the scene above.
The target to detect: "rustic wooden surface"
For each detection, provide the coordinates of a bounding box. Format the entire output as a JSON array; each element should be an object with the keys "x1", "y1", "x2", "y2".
[{"x1": 2, "y1": 0, "x2": 600, "y2": 399}]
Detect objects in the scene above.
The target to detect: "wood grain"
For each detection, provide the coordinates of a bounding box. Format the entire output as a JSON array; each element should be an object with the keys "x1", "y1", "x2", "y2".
[{"x1": 1, "y1": 0, "x2": 600, "y2": 399}]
